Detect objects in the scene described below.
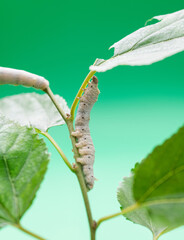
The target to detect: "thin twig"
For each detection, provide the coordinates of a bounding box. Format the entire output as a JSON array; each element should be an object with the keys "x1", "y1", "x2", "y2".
[
  {"x1": 66, "y1": 120, "x2": 95, "y2": 239},
  {"x1": 70, "y1": 71, "x2": 96, "y2": 120},
  {"x1": 96, "y1": 203, "x2": 140, "y2": 228},
  {"x1": 13, "y1": 223, "x2": 46, "y2": 240},
  {"x1": 45, "y1": 86, "x2": 96, "y2": 239},
  {"x1": 44, "y1": 87, "x2": 67, "y2": 122},
  {"x1": 39, "y1": 131, "x2": 74, "y2": 172}
]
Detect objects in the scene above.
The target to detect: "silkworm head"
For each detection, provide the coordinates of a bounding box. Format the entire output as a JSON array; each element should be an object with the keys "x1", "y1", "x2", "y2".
[{"x1": 92, "y1": 76, "x2": 98, "y2": 84}]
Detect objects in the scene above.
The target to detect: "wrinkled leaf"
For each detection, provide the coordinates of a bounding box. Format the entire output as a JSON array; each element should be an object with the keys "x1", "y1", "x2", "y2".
[
  {"x1": 133, "y1": 125, "x2": 184, "y2": 227},
  {"x1": 90, "y1": 9, "x2": 184, "y2": 72},
  {"x1": 118, "y1": 176, "x2": 168, "y2": 239},
  {"x1": 0, "y1": 93, "x2": 70, "y2": 132},
  {"x1": 0, "y1": 115, "x2": 49, "y2": 226}
]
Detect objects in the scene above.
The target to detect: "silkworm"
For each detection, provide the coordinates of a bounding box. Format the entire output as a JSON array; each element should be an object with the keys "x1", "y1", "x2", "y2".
[
  {"x1": 72, "y1": 76, "x2": 100, "y2": 190},
  {"x1": 0, "y1": 67, "x2": 49, "y2": 90}
]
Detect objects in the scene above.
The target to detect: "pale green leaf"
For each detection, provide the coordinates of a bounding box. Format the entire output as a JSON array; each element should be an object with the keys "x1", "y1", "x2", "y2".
[
  {"x1": 0, "y1": 115, "x2": 49, "y2": 227},
  {"x1": 118, "y1": 176, "x2": 168, "y2": 239},
  {"x1": 90, "y1": 9, "x2": 184, "y2": 72},
  {"x1": 133, "y1": 125, "x2": 184, "y2": 227},
  {"x1": 0, "y1": 93, "x2": 70, "y2": 132}
]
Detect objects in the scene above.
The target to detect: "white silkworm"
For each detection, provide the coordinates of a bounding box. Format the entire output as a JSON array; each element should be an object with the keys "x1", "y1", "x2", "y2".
[
  {"x1": 0, "y1": 67, "x2": 49, "y2": 90},
  {"x1": 72, "y1": 76, "x2": 100, "y2": 190}
]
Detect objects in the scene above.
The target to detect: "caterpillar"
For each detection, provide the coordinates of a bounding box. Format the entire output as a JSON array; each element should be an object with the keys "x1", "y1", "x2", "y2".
[
  {"x1": 0, "y1": 67, "x2": 49, "y2": 90},
  {"x1": 72, "y1": 76, "x2": 100, "y2": 190}
]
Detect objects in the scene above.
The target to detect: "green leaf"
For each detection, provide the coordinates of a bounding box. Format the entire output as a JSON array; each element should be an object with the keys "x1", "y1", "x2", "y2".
[
  {"x1": 90, "y1": 9, "x2": 184, "y2": 72},
  {"x1": 118, "y1": 176, "x2": 168, "y2": 239},
  {"x1": 0, "y1": 115, "x2": 49, "y2": 227},
  {"x1": 133, "y1": 125, "x2": 184, "y2": 227},
  {"x1": 0, "y1": 92, "x2": 70, "y2": 132}
]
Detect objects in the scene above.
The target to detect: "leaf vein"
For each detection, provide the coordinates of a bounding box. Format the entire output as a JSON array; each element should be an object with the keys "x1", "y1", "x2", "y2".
[
  {"x1": 130, "y1": 18, "x2": 184, "y2": 52},
  {"x1": 139, "y1": 165, "x2": 184, "y2": 202},
  {"x1": 2, "y1": 155, "x2": 19, "y2": 220},
  {"x1": 14, "y1": 138, "x2": 34, "y2": 182}
]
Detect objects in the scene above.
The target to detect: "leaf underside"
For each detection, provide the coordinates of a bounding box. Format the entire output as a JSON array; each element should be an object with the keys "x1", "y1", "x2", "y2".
[
  {"x1": 90, "y1": 9, "x2": 184, "y2": 72},
  {"x1": 0, "y1": 115, "x2": 50, "y2": 227},
  {"x1": 0, "y1": 92, "x2": 70, "y2": 132},
  {"x1": 117, "y1": 176, "x2": 168, "y2": 239}
]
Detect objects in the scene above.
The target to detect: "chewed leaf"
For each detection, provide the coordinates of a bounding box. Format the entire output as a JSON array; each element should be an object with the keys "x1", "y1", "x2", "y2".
[
  {"x1": 0, "y1": 115, "x2": 49, "y2": 226},
  {"x1": 0, "y1": 92, "x2": 70, "y2": 132},
  {"x1": 117, "y1": 176, "x2": 168, "y2": 239},
  {"x1": 90, "y1": 9, "x2": 184, "y2": 72}
]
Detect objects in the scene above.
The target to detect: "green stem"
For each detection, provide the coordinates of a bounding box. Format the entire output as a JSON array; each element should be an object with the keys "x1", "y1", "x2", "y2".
[
  {"x1": 91, "y1": 226, "x2": 96, "y2": 240},
  {"x1": 39, "y1": 131, "x2": 74, "y2": 172},
  {"x1": 96, "y1": 203, "x2": 139, "y2": 229},
  {"x1": 45, "y1": 86, "x2": 95, "y2": 239},
  {"x1": 66, "y1": 120, "x2": 95, "y2": 239},
  {"x1": 44, "y1": 87, "x2": 67, "y2": 122},
  {"x1": 13, "y1": 223, "x2": 46, "y2": 240},
  {"x1": 70, "y1": 71, "x2": 96, "y2": 120},
  {"x1": 76, "y1": 170, "x2": 96, "y2": 240}
]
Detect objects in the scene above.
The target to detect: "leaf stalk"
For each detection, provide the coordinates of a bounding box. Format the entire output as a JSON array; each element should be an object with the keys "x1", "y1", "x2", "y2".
[
  {"x1": 39, "y1": 131, "x2": 74, "y2": 172},
  {"x1": 96, "y1": 203, "x2": 140, "y2": 228},
  {"x1": 13, "y1": 223, "x2": 46, "y2": 240},
  {"x1": 44, "y1": 87, "x2": 68, "y2": 122},
  {"x1": 70, "y1": 70, "x2": 96, "y2": 120}
]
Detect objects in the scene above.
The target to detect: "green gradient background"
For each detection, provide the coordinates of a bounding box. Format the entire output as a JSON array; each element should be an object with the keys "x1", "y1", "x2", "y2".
[{"x1": 0, "y1": 0, "x2": 184, "y2": 239}]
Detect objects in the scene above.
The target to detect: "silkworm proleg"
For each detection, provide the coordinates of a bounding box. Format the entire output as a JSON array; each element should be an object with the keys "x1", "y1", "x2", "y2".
[{"x1": 72, "y1": 76, "x2": 100, "y2": 190}]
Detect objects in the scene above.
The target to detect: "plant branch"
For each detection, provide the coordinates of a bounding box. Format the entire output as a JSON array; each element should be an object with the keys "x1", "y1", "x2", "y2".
[
  {"x1": 45, "y1": 88, "x2": 95, "y2": 239},
  {"x1": 66, "y1": 120, "x2": 95, "y2": 239},
  {"x1": 13, "y1": 223, "x2": 46, "y2": 240},
  {"x1": 70, "y1": 70, "x2": 96, "y2": 120},
  {"x1": 96, "y1": 203, "x2": 139, "y2": 229},
  {"x1": 44, "y1": 87, "x2": 67, "y2": 122},
  {"x1": 39, "y1": 130, "x2": 74, "y2": 172}
]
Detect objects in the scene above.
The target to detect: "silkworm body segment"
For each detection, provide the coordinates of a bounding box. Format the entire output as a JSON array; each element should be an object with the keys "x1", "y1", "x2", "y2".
[
  {"x1": 72, "y1": 76, "x2": 100, "y2": 190},
  {"x1": 0, "y1": 67, "x2": 49, "y2": 90}
]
